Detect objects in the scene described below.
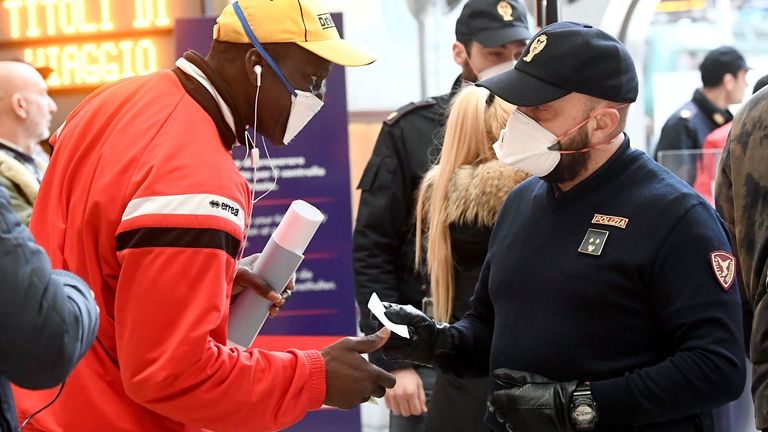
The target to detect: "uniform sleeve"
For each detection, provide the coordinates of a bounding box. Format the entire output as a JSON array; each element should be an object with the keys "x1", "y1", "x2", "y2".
[
  {"x1": 440, "y1": 257, "x2": 494, "y2": 379},
  {"x1": 0, "y1": 188, "x2": 99, "y2": 389},
  {"x1": 592, "y1": 202, "x2": 745, "y2": 425},
  {"x1": 113, "y1": 159, "x2": 325, "y2": 431},
  {"x1": 654, "y1": 118, "x2": 699, "y2": 184},
  {"x1": 353, "y1": 123, "x2": 414, "y2": 371}
]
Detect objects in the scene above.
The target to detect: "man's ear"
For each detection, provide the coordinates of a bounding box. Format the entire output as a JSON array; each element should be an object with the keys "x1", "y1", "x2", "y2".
[
  {"x1": 245, "y1": 47, "x2": 266, "y2": 86},
  {"x1": 10, "y1": 94, "x2": 27, "y2": 119},
  {"x1": 589, "y1": 107, "x2": 621, "y2": 143},
  {"x1": 722, "y1": 72, "x2": 736, "y2": 91},
  {"x1": 452, "y1": 41, "x2": 468, "y2": 67}
]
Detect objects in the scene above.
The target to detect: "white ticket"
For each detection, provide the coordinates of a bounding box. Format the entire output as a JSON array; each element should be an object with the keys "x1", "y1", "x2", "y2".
[{"x1": 367, "y1": 292, "x2": 410, "y2": 339}]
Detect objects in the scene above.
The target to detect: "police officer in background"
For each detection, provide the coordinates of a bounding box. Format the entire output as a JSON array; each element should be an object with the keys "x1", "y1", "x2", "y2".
[
  {"x1": 353, "y1": 0, "x2": 530, "y2": 430},
  {"x1": 654, "y1": 46, "x2": 749, "y2": 184},
  {"x1": 379, "y1": 22, "x2": 745, "y2": 432}
]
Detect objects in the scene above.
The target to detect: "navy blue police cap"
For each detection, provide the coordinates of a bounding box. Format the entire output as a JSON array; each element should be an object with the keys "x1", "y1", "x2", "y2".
[
  {"x1": 477, "y1": 21, "x2": 639, "y2": 107},
  {"x1": 455, "y1": 0, "x2": 531, "y2": 48}
]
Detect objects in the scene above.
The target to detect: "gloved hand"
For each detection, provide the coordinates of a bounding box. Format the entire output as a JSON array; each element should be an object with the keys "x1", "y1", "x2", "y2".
[
  {"x1": 377, "y1": 303, "x2": 453, "y2": 367},
  {"x1": 487, "y1": 369, "x2": 578, "y2": 432}
]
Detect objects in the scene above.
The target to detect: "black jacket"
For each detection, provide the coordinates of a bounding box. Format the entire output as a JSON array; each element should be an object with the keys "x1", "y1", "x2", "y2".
[
  {"x1": 0, "y1": 187, "x2": 99, "y2": 431},
  {"x1": 654, "y1": 89, "x2": 733, "y2": 185},
  {"x1": 353, "y1": 78, "x2": 461, "y2": 371}
]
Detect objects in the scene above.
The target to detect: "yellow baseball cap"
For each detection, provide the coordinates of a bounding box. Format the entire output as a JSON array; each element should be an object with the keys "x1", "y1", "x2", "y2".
[{"x1": 213, "y1": 0, "x2": 375, "y2": 67}]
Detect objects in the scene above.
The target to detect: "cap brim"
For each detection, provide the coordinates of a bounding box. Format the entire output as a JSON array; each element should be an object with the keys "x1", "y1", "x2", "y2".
[
  {"x1": 477, "y1": 68, "x2": 570, "y2": 106},
  {"x1": 296, "y1": 39, "x2": 375, "y2": 67},
  {"x1": 475, "y1": 26, "x2": 531, "y2": 48}
]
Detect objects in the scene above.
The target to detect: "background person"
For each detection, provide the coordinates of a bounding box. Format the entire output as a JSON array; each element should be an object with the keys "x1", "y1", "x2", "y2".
[
  {"x1": 0, "y1": 61, "x2": 57, "y2": 225},
  {"x1": 715, "y1": 69, "x2": 768, "y2": 432},
  {"x1": 0, "y1": 185, "x2": 99, "y2": 432},
  {"x1": 413, "y1": 85, "x2": 528, "y2": 431},
  {"x1": 693, "y1": 74, "x2": 768, "y2": 204},
  {"x1": 12, "y1": 1, "x2": 395, "y2": 431},
  {"x1": 353, "y1": 1, "x2": 531, "y2": 429},
  {"x1": 654, "y1": 46, "x2": 749, "y2": 184}
]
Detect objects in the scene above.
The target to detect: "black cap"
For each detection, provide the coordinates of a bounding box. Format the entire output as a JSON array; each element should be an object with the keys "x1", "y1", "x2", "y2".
[
  {"x1": 455, "y1": 0, "x2": 531, "y2": 48},
  {"x1": 477, "y1": 21, "x2": 639, "y2": 107},
  {"x1": 699, "y1": 46, "x2": 748, "y2": 88}
]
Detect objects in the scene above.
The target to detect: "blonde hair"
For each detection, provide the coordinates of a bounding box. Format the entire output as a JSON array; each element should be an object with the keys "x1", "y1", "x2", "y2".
[{"x1": 415, "y1": 86, "x2": 514, "y2": 323}]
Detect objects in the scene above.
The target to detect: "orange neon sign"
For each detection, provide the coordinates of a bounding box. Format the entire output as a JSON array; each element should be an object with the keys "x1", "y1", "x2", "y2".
[{"x1": 0, "y1": 0, "x2": 200, "y2": 90}]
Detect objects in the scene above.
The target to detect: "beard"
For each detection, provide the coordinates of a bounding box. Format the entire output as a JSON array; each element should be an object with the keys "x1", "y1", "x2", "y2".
[{"x1": 542, "y1": 127, "x2": 591, "y2": 185}]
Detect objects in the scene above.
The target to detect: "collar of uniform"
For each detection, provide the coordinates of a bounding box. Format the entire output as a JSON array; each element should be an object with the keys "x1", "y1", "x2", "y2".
[
  {"x1": 548, "y1": 135, "x2": 632, "y2": 201},
  {"x1": 692, "y1": 88, "x2": 733, "y2": 126},
  {"x1": 172, "y1": 51, "x2": 247, "y2": 151}
]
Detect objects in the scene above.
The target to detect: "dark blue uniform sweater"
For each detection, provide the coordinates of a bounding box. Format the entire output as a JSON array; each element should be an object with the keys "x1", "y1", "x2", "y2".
[{"x1": 443, "y1": 137, "x2": 745, "y2": 432}]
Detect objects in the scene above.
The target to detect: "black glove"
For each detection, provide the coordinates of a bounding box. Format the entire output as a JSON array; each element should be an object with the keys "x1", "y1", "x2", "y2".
[
  {"x1": 377, "y1": 303, "x2": 453, "y2": 367},
  {"x1": 488, "y1": 369, "x2": 578, "y2": 432}
]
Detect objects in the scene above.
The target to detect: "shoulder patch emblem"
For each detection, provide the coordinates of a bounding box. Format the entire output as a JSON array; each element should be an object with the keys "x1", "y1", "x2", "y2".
[
  {"x1": 710, "y1": 251, "x2": 735, "y2": 291},
  {"x1": 680, "y1": 109, "x2": 692, "y2": 119}
]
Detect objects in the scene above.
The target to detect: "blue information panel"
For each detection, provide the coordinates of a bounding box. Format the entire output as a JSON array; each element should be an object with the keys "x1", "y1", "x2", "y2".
[{"x1": 176, "y1": 14, "x2": 361, "y2": 432}]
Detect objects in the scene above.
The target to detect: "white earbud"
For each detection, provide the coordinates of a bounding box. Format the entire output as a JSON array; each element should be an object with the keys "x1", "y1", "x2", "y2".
[{"x1": 254, "y1": 65, "x2": 262, "y2": 87}]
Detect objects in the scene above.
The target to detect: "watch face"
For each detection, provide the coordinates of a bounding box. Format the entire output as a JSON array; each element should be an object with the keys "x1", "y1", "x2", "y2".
[{"x1": 573, "y1": 404, "x2": 596, "y2": 423}]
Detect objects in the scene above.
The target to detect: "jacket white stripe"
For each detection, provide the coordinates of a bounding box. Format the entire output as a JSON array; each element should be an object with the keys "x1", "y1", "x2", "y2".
[{"x1": 122, "y1": 194, "x2": 245, "y2": 231}]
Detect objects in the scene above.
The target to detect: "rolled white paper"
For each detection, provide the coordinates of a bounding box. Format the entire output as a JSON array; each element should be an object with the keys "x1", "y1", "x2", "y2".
[
  {"x1": 227, "y1": 200, "x2": 323, "y2": 348},
  {"x1": 273, "y1": 200, "x2": 324, "y2": 254}
]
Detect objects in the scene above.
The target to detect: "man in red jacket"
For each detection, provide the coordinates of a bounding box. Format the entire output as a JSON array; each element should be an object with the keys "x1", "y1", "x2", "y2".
[{"x1": 13, "y1": 1, "x2": 395, "y2": 431}]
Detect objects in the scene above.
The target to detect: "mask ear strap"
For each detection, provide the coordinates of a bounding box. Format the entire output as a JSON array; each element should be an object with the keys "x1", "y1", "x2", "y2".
[
  {"x1": 550, "y1": 103, "x2": 629, "y2": 153},
  {"x1": 232, "y1": 1, "x2": 297, "y2": 97},
  {"x1": 553, "y1": 103, "x2": 629, "y2": 143}
]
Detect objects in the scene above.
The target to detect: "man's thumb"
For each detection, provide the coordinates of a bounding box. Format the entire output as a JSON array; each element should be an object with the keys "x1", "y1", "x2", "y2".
[{"x1": 351, "y1": 327, "x2": 391, "y2": 354}]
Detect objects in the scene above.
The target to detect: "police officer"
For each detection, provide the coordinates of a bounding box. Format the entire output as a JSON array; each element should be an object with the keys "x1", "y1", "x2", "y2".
[
  {"x1": 353, "y1": 0, "x2": 530, "y2": 429},
  {"x1": 654, "y1": 46, "x2": 749, "y2": 184},
  {"x1": 379, "y1": 22, "x2": 746, "y2": 432}
]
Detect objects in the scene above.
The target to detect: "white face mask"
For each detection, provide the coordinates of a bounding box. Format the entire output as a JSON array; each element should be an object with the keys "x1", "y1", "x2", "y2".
[
  {"x1": 493, "y1": 105, "x2": 627, "y2": 177},
  {"x1": 493, "y1": 109, "x2": 561, "y2": 177},
  {"x1": 284, "y1": 90, "x2": 324, "y2": 144},
  {"x1": 478, "y1": 60, "x2": 516, "y2": 81},
  {"x1": 231, "y1": 0, "x2": 325, "y2": 145}
]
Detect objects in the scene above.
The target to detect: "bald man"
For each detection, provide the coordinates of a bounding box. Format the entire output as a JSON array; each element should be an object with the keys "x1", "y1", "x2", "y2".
[{"x1": 0, "y1": 61, "x2": 57, "y2": 225}]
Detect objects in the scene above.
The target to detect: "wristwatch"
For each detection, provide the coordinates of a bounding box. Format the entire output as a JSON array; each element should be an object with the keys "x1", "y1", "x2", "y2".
[{"x1": 570, "y1": 382, "x2": 598, "y2": 431}]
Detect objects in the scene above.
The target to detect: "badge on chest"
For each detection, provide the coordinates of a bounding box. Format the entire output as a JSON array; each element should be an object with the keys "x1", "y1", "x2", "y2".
[{"x1": 578, "y1": 229, "x2": 609, "y2": 256}]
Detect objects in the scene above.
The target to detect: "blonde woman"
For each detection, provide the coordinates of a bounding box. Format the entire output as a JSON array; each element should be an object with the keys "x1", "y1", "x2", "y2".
[{"x1": 414, "y1": 85, "x2": 529, "y2": 432}]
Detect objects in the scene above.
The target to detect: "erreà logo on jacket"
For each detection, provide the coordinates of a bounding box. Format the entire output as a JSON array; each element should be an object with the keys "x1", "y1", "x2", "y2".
[{"x1": 209, "y1": 199, "x2": 239, "y2": 217}]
